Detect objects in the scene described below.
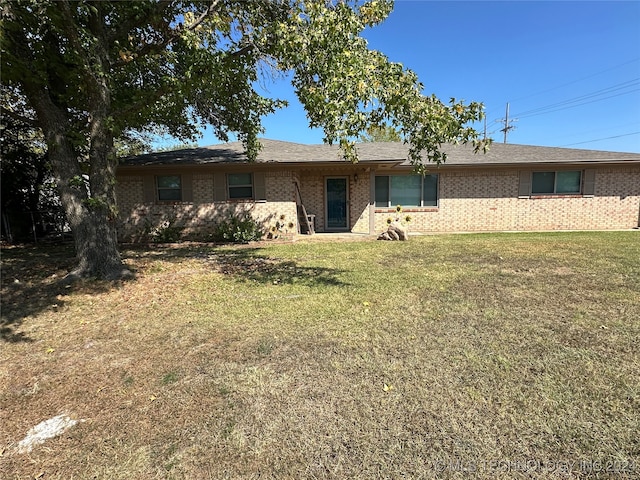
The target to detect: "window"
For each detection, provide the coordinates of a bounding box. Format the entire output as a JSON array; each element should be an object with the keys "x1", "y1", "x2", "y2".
[
  {"x1": 156, "y1": 175, "x2": 181, "y2": 201},
  {"x1": 228, "y1": 173, "x2": 253, "y2": 199},
  {"x1": 375, "y1": 174, "x2": 438, "y2": 207},
  {"x1": 531, "y1": 171, "x2": 581, "y2": 194}
]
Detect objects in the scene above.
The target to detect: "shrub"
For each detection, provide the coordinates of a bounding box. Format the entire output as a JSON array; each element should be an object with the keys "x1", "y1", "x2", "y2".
[
  {"x1": 138, "y1": 216, "x2": 184, "y2": 243},
  {"x1": 213, "y1": 211, "x2": 265, "y2": 243},
  {"x1": 151, "y1": 219, "x2": 184, "y2": 243}
]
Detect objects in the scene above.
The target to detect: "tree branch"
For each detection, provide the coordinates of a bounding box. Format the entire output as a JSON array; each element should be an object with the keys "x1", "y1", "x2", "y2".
[
  {"x1": 58, "y1": 0, "x2": 96, "y2": 85},
  {"x1": 230, "y1": 43, "x2": 256, "y2": 58},
  {"x1": 107, "y1": 0, "x2": 174, "y2": 45},
  {"x1": 187, "y1": 0, "x2": 222, "y2": 32},
  {"x1": 111, "y1": 84, "x2": 171, "y2": 123},
  {"x1": 111, "y1": 0, "x2": 222, "y2": 68},
  {"x1": 1, "y1": 107, "x2": 39, "y2": 127}
]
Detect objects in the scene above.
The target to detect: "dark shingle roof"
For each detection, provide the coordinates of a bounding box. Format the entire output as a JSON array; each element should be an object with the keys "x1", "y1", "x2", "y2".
[{"x1": 119, "y1": 138, "x2": 640, "y2": 167}]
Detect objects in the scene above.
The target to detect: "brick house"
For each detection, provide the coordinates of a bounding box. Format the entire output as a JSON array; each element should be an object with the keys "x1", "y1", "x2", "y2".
[{"x1": 115, "y1": 139, "x2": 640, "y2": 240}]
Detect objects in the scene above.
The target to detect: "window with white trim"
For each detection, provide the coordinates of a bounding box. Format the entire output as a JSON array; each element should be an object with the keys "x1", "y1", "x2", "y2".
[{"x1": 375, "y1": 174, "x2": 438, "y2": 207}]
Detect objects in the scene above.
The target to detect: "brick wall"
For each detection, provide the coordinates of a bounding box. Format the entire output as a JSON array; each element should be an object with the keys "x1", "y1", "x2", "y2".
[
  {"x1": 350, "y1": 176, "x2": 370, "y2": 233},
  {"x1": 373, "y1": 167, "x2": 640, "y2": 233},
  {"x1": 298, "y1": 172, "x2": 325, "y2": 231},
  {"x1": 254, "y1": 170, "x2": 297, "y2": 237},
  {"x1": 117, "y1": 165, "x2": 639, "y2": 241},
  {"x1": 193, "y1": 174, "x2": 214, "y2": 203},
  {"x1": 115, "y1": 171, "x2": 298, "y2": 241}
]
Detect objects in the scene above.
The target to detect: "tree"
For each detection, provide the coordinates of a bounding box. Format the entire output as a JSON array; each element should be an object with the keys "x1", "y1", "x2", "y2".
[
  {"x1": 0, "y1": 91, "x2": 63, "y2": 242},
  {"x1": 0, "y1": 112, "x2": 47, "y2": 220},
  {"x1": 359, "y1": 124, "x2": 402, "y2": 143},
  {"x1": 1, "y1": 0, "x2": 488, "y2": 279}
]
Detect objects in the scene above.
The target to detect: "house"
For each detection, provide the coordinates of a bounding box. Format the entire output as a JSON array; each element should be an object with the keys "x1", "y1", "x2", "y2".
[{"x1": 115, "y1": 139, "x2": 640, "y2": 241}]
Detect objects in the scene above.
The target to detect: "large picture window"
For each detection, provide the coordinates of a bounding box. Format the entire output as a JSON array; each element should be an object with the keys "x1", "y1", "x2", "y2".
[
  {"x1": 531, "y1": 171, "x2": 581, "y2": 194},
  {"x1": 156, "y1": 175, "x2": 182, "y2": 201},
  {"x1": 375, "y1": 174, "x2": 438, "y2": 207},
  {"x1": 228, "y1": 173, "x2": 253, "y2": 199}
]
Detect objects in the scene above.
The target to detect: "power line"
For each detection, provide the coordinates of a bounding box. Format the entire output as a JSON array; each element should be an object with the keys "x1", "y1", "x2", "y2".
[
  {"x1": 508, "y1": 57, "x2": 640, "y2": 103},
  {"x1": 520, "y1": 89, "x2": 640, "y2": 119},
  {"x1": 492, "y1": 58, "x2": 640, "y2": 147},
  {"x1": 515, "y1": 78, "x2": 639, "y2": 116},
  {"x1": 560, "y1": 131, "x2": 640, "y2": 147},
  {"x1": 513, "y1": 78, "x2": 640, "y2": 119},
  {"x1": 492, "y1": 78, "x2": 639, "y2": 141},
  {"x1": 555, "y1": 122, "x2": 640, "y2": 139}
]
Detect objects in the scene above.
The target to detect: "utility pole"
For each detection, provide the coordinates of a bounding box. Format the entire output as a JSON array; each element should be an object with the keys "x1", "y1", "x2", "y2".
[
  {"x1": 483, "y1": 116, "x2": 487, "y2": 141},
  {"x1": 500, "y1": 102, "x2": 516, "y2": 143}
]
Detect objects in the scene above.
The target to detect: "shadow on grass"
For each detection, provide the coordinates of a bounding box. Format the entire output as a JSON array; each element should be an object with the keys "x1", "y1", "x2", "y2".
[
  {"x1": 206, "y1": 248, "x2": 348, "y2": 287},
  {"x1": 0, "y1": 244, "x2": 123, "y2": 343},
  {"x1": 1, "y1": 242, "x2": 348, "y2": 342},
  {"x1": 122, "y1": 243, "x2": 349, "y2": 288}
]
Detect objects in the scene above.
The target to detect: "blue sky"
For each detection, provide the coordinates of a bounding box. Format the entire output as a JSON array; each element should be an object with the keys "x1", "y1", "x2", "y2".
[{"x1": 186, "y1": 0, "x2": 640, "y2": 153}]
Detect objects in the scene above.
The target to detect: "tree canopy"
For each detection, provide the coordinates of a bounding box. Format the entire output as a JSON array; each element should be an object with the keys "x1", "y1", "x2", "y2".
[
  {"x1": 1, "y1": 0, "x2": 488, "y2": 278},
  {"x1": 358, "y1": 124, "x2": 402, "y2": 143}
]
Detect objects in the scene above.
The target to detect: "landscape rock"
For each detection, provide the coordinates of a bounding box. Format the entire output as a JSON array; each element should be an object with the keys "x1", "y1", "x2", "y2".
[
  {"x1": 388, "y1": 221, "x2": 409, "y2": 240},
  {"x1": 377, "y1": 221, "x2": 409, "y2": 241}
]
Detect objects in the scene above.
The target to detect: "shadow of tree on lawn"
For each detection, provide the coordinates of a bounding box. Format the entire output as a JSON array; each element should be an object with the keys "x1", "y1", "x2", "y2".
[
  {"x1": 1, "y1": 243, "x2": 123, "y2": 343},
  {"x1": 122, "y1": 243, "x2": 349, "y2": 288},
  {"x1": 205, "y1": 248, "x2": 349, "y2": 287},
  {"x1": 1, "y1": 242, "x2": 348, "y2": 342}
]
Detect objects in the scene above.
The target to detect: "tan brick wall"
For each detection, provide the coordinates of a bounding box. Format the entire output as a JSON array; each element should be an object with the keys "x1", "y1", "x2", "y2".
[
  {"x1": 298, "y1": 173, "x2": 325, "y2": 231},
  {"x1": 115, "y1": 171, "x2": 298, "y2": 241},
  {"x1": 266, "y1": 170, "x2": 297, "y2": 203},
  {"x1": 350, "y1": 176, "x2": 370, "y2": 233},
  {"x1": 373, "y1": 167, "x2": 640, "y2": 233},
  {"x1": 116, "y1": 176, "x2": 145, "y2": 209},
  {"x1": 193, "y1": 174, "x2": 214, "y2": 203},
  {"x1": 260, "y1": 171, "x2": 298, "y2": 237},
  {"x1": 117, "y1": 165, "x2": 640, "y2": 241}
]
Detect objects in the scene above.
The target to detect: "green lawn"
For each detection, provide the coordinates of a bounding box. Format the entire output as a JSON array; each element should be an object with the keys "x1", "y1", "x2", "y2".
[{"x1": 1, "y1": 232, "x2": 639, "y2": 479}]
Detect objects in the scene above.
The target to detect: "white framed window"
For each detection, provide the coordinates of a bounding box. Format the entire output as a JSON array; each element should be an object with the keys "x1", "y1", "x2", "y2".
[{"x1": 375, "y1": 174, "x2": 438, "y2": 207}]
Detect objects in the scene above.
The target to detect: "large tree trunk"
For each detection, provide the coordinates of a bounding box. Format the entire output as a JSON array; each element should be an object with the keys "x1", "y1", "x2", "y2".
[
  {"x1": 80, "y1": 71, "x2": 130, "y2": 280},
  {"x1": 27, "y1": 89, "x2": 129, "y2": 281},
  {"x1": 12, "y1": 3, "x2": 131, "y2": 281},
  {"x1": 49, "y1": 124, "x2": 128, "y2": 280},
  {"x1": 67, "y1": 203, "x2": 127, "y2": 281}
]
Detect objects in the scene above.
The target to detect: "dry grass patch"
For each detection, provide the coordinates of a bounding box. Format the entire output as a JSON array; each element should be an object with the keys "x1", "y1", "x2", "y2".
[{"x1": 1, "y1": 232, "x2": 639, "y2": 479}]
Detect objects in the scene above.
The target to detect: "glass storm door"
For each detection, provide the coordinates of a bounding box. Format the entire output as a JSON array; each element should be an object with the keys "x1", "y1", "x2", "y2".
[{"x1": 325, "y1": 177, "x2": 348, "y2": 230}]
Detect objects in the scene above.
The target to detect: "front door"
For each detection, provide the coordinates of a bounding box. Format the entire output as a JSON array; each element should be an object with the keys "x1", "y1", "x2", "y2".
[{"x1": 325, "y1": 177, "x2": 348, "y2": 230}]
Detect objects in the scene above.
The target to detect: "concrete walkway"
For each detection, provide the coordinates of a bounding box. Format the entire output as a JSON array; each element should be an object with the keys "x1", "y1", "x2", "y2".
[{"x1": 294, "y1": 232, "x2": 377, "y2": 242}]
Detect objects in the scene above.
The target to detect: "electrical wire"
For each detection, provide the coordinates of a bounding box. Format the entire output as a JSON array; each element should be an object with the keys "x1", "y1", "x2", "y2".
[
  {"x1": 513, "y1": 78, "x2": 640, "y2": 119},
  {"x1": 495, "y1": 59, "x2": 640, "y2": 148},
  {"x1": 508, "y1": 57, "x2": 640, "y2": 103},
  {"x1": 560, "y1": 131, "x2": 640, "y2": 147}
]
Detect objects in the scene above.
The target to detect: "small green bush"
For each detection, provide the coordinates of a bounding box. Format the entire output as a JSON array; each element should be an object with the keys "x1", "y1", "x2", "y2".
[
  {"x1": 213, "y1": 212, "x2": 265, "y2": 243},
  {"x1": 138, "y1": 217, "x2": 184, "y2": 243},
  {"x1": 152, "y1": 221, "x2": 183, "y2": 243}
]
